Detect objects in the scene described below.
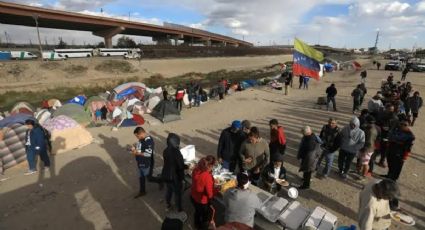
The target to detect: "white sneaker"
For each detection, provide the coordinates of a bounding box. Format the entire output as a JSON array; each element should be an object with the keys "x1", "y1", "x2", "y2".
[{"x1": 24, "y1": 170, "x2": 37, "y2": 176}]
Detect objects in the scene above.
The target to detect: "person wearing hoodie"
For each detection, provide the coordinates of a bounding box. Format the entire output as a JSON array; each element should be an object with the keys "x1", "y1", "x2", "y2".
[
  {"x1": 191, "y1": 155, "x2": 217, "y2": 230},
  {"x1": 297, "y1": 126, "x2": 322, "y2": 189},
  {"x1": 316, "y1": 118, "x2": 340, "y2": 178},
  {"x1": 269, "y1": 119, "x2": 287, "y2": 158},
  {"x1": 217, "y1": 120, "x2": 244, "y2": 172},
  {"x1": 223, "y1": 172, "x2": 261, "y2": 228},
  {"x1": 161, "y1": 133, "x2": 186, "y2": 211},
  {"x1": 386, "y1": 120, "x2": 415, "y2": 181},
  {"x1": 338, "y1": 117, "x2": 365, "y2": 179},
  {"x1": 326, "y1": 83, "x2": 338, "y2": 111}
]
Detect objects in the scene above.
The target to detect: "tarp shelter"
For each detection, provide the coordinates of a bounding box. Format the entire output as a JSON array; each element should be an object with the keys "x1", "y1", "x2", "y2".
[
  {"x1": 68, "y1": 95, "x2": 87, "y2": 106},
  {"x1": 42, "y1": 115, "x2": 93, "y2": 155},
  {"x1": 111, "y1": 82, "x2": 146, "y2": 102},
  {"x1": 53, "y1": 103, "x2": 91, "y2": 126},
  {"x1": 0, "y1": 113, "x2": 35, "y2": 128},
  {"x1": 0, "y1": 123, "x2": 27, "y2": 174},
  {"x1": 10, "y1": 102, "x2": 35, "y2": 115},
  {"x1": 145, "y1": 96, "x2": 161, "y2": 111},
  {"x1": 240, "y1": 79, "x2": 258, "y2": 90},
  {"x1": 84, "y1": 96, "x2": 107, "y2": 121},
  {"x1": 151, "y1": 100, "x2": 181, "y2": 123},
  {"x1": 35, "y1": 109, "x2": 52, "y2": 125}
]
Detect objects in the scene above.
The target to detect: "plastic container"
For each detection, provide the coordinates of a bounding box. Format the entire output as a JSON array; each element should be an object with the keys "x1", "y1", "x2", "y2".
[
  {"x1": 180, "y1": 145, "x2": 196, "y2": 162},
  {"x1": 278, "y1": 201, "x2": 310, "y2": 230},
  {"x1": 257, "y1": 196, "x2": 289, "y2": 222}
]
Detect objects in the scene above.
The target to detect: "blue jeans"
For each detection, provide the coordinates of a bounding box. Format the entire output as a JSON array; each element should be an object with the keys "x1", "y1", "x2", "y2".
[
  {"x1": 138, "y1": 166, "x2": 150, "y2": 193},
  {"x1": 316, "y1": 150, "x2": 336, "y2": 176},
  {"x1": 26, "y1": 148, "x2": 37, "y2": 171}
]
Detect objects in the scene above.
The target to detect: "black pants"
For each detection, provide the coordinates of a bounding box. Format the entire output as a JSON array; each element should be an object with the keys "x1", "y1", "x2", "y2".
[
  {"x1": 218, "y1": 93, "x2": 224, "y2": 100},
  {"x1": 327, "y1": 97, "x2": 337, "y2": 111},
  {"x1": 302, "y1": 171, "x2": 312, "y2": 188},
  {"x1": 191, "y1": 197, "x2": 212, "y2": 230},
  {"x1": 176, "y1": 99, "x2": 183, "y2": 111},
  {"x1": 166, "y1": 180, "x2": 183, "y2": 211},
  {"x1": 338, "y1": 149, "x2": 356, "y2": 174},
  {"x1": 269, "y1": 143, "x2": 286, "y2": 158},
  {"x1": 353, "y1": 98, "x2": 361, "y2": 112},
  {"x1": 379, "y1": 140, "x2": 388, "y2": 164},
  {"x1": 387, "y1": 154, "x2": 404, "y2": 181},
  {"x1": 39, "y1": 150, "x2": 50, "y2": 167}
]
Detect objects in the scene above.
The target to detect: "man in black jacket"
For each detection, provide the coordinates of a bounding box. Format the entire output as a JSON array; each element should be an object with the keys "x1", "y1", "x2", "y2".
[
  {"x1": 161, "y1": 133, "x2": 186, "y2": 211},
  {"x1": 217, "y1": 120, "x2": 243, "y2": 172},
  {"x1": 326, "y1": 83, "x2": 337, "y2": 111},
  {"x1": 316, "y1": 118, "x2": 340, "y2": 178}
]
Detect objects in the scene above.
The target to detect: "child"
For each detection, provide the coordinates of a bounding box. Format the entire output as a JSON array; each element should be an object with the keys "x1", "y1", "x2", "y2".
[
  {"x1": 261, "y1": 154, "x2": 288, "y2": 194},
  {"x1": 95, "y1": 109, "x2": 102, "y2": 122},
  {"x1": 357, "y1": 147, "x2": 373, "y2": 181}
]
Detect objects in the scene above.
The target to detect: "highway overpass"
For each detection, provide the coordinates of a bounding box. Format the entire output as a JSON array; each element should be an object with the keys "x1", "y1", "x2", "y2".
[{"x1": 0, "y1": 1, "x2": 252, "y2": 48}]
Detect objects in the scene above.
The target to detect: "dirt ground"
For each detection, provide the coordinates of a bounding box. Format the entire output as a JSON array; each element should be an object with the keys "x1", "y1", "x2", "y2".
[
  {"x1": 0, "y1": 55, "x2": 291, "y2": 93},
  {"x1": 0, "y1": 61, "x2": 424, "y2": 230}
]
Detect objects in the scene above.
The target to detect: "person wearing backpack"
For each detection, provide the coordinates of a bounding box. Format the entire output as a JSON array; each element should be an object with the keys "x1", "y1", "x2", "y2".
[{"x1": 24, "y1": 119, "x2": 50, "y2": 175}]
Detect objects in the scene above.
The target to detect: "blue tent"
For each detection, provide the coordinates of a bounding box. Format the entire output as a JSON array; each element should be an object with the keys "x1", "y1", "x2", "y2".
[
  {"x1": 116, "y1": 87, "x2": 137, "y2": 100},
  {"x1": 68, "y1": 96, "x2": 86, "y2": 106},
  {"x1": 0, "y1": 114, "x2": 35, "y2": 128}
]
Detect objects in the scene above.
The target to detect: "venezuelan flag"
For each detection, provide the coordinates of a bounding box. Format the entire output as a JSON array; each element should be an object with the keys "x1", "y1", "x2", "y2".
[{"x1": 293, "y1": 38, "x2": 324, "y2": 80}]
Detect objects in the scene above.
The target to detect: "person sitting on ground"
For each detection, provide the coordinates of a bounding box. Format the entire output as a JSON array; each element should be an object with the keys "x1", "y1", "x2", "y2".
[
  {"x1": 261, "y1": 154, "x2": 288, "y2": 194},
  {"x1": 407, "y1": 91, "x2": 423, "y2": 126},
  {"x1": 239, "y1": 127, "x2": 270, "y2": 185},
  {"x1": 316, "y1": 118, "x2": 340, "y2": 178},
  {"x1": 297, "y1": 126, "x2": 322, "y2": 189},
  {"x1": 217, "y1": 120, "x2": 244, "y2": 172},
  {"x1": 223, "y1": 172, "x2": 261, "y2": 229},
  {"x1": 269, "y1": 119, "x2": 287, "y2": 158},
  {"x1": 24, "y1": 119, "x2": 50, "y2": 175},
  {"x1": 191, "y1": 155, "x2": 217, "y2": 230},
  {"x1": 358, "y1": 179, "x2": 400, "y2": 230}
]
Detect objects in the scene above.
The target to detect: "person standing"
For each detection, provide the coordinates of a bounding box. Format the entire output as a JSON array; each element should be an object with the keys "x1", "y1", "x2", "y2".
[
  {"x1": 357, "y1": 116, "x2": 380, "y2": 180},
  {"x1": 316, "y1": 118, "x2": 340, "y2": 178},
  {"x1": 407, "y1": 91, "x2": 423, "y2": 126},
  {"x1": 368, "y1": 94, "x2": 384, "y2": 118},
  {"x1": 298, "y1": 75, "x2": 304, "y2": 89},
  {"x1": 131, "y1": 127, "x2": 155, "y2": 198},
  {"x1": 360, "y1": 70, "x2": 367, "y2": 84},
  {"x1": 326, "y1": 83, "x2": 337, "y2": 111},
  {"x1": 376, "y1": 103, "x2": 399, "y2": 167},
  {"x1": 303, "y1": 76, "x2": 310, "y2": 90},
  {"x1": 269, "y1": 119, "x2": 287, "y2": 158},
  {"x1": 175, "y1": 85, "x2": 185, "y2": 111},
  {"x1": 218, "y1": 80, "x2": 225, "y2": 101},
  {"x1": 297, "y1": 126, "x2": 321, "y2": 189},
  {"x1": 376, "y1": 62, "x2": 381, "y2": 70},
  {"x1": 284, "y1": 72, "x2": 292, "y2": 95},
  {"x1": 386, "y1": 121, "x2": 415, "y2": 181},
  {"x1": 338, "y1": 117, "x2": 365, "y2": 179},
  {"x1": 217, "y1": 120, "x2": 243, "y2": 172},
  {"x1": 401, "y1": 67, "x2": 409, "y2": 81},
  {"x1": 223, "y1": 172, "x2": 261, "y2": 228},
  {"x1": 161, "y1": 133, "x2": 186, "y2": 211},
  {"x1": 239, "y1": 127, "x2": 270, "y2": 185},
  {"x1": 24, "y1": 119, "x2": 50, "y2": 175},
  {"x1": 359, "y1": 83, "x2": 368, "y2": 106},
  {"x1": 191, "y1": 156, "x2": 217, "y2": 230},
  {"x1": 358, "y1": 179, "x2": 400, "y2": 230},
  {"x1": 351, "y1": 85, "x2": 364, "y2": 114}
]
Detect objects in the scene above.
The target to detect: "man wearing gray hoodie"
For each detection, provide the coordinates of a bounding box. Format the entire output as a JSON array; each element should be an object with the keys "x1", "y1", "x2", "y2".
[{"x1": 338, "y1": 117, "x2": 365, "y2": 179}]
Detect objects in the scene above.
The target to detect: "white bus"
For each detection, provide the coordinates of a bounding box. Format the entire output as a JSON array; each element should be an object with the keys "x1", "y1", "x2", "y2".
[
  {"x1": 98, "y1": 48, "x2": 132, "y2": 57},
  {"x1": 54, "y1": 49, "x2": 93, "y2": 58}
]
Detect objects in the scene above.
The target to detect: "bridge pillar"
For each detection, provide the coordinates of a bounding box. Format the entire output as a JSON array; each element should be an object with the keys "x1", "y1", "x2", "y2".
[
  {"x1": 170, "y1": 34, "x2": 184, "y2": 46},
  {"x1": 153, "y1": 36, "x2": 172, "y2": 45},
  {"x1": 93, "y1": 26, "x2": 125, "y2": 48}
]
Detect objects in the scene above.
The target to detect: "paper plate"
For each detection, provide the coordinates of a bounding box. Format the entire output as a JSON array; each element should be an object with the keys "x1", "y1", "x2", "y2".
[
  {"x1": 390, "y1": 211, "x2": 415, "y2": 226},
  {"x1": 288, "y1": 187, "x2": 298, "y2": 199}
]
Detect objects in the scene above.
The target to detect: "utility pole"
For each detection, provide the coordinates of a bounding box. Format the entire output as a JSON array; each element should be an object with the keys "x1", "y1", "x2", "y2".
[
  {"x1": 374, "y1": 29, "x2": 380, "y2": 54},
  {"x1": 32, "y1": 14, "x2": 43, "y2": 61}
]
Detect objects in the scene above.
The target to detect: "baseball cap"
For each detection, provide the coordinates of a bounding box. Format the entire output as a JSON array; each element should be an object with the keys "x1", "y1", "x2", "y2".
[{"x1": 231, "y1": 120, "x2": 242, "y2": 129}]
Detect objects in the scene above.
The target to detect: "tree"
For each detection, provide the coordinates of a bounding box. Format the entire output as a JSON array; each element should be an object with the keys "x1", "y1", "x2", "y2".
[
  {"x1": 56, "y1": 37, "x2": 67, "y2": 49},
  {"x1": 96, "y1": 41, "x2": 105, "y2": 48},
  {"x1": 116, "y1": 36, "x2": 136, "y2": 48}
]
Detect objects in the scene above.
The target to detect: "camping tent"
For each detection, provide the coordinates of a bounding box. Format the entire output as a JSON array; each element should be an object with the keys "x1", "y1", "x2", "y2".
[
  {"x1": 42, "y1": 115, "x2": 93, "y2": 155},
  {"x1": 111, "y1": 82, "x2": 147, "y2": 102},
  {"x1": 53, "y1": 103, "x2": 91, "y2": 126},
  {"x1": 10, "y1": 102, "x2": 34, "y2": 115},
  {"x1": 68, "y1": 95, "x2": 87, "y2": 106},
  {"x1": 145, "y1": 95, "x2": 161, "y2": 111},
  {"x1": 35, "y1": 109, "x2": 52, "y2": 125},
  {"x1": 151, "y1": 100, "x2": 181, "y2": 123},
  {"x1": 0, "y1": 123, "x2": 27, "y2": 174},
  {"x1": 0, "y1": 113, "x2": 34, "y2": 128},
  {"x1": 84, "y1": 96, "x2": 107, "y2": 121}
]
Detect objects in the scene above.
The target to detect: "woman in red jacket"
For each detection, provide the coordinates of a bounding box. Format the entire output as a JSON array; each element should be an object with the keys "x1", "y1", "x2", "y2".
[{"x1": 191, "y1": 155, "x2": 216, "y2": 230}]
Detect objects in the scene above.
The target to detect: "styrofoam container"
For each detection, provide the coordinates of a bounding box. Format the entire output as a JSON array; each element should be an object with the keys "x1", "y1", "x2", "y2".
[
  {"x1": 180, "y1": 145, "x2": 196, "y2": 162},
  {"x1": 257, "y1": 196, "x2": 289, "y2": 222},
  {"x1": 278, "y1": 201, "x2": 310, "y2": 230},
  {"x1": 304, "y1": 206, "x2": 327, "y2": 229},
  {"x1": 317, "y1": 211, "x2": 338, "y2": 230}
]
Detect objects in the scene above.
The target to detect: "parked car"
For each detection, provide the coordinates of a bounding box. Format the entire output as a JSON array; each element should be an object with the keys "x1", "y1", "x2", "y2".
[
  {"x1": 384, "y1": 61, "x2": 401, "y2": 71},
  {"x1": 409, "y1": 63, "x2": 425, "y2": 72}
]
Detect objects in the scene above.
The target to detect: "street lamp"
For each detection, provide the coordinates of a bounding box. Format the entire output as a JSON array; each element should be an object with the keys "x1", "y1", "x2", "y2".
[{"x1": 32, "y1": 14, "x2": 43, "y2": 61}]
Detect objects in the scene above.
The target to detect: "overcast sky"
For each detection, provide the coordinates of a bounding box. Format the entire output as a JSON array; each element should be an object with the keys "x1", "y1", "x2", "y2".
[{"x1": 1, "y1": 0, "x2": 425, "y2": 49}]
